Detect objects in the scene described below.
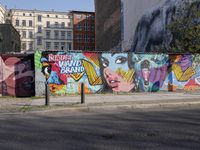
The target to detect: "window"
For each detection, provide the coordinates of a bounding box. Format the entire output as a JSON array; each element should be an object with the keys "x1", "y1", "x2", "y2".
[
  {"x1": 47, "y1": 14, "x2": 49, "y2": 17},
  {"x1": 38, "y1": 26, "x2": 42, "y2": 33},
  {"x1": 56, "y1": 15, "x2": 58, "y2": 18},
  {"x1": 91, "y1": 15, "x2": 95, "y2": 20},
  {"x1": 29, "y1": 14, "x2": 32, "y2": 16},
  {"x1": 22, "y1": 20, "x2": 26, "y2": 26},
  {"x1": 76, "y1": 14, "x2": 82, "y2": 19},
  {"x1": 68, "y1": 15, "x2": 72, "y2": 19},
  {"x1": 84, "y1": 35, "x2": 90, "y2": 42},
  {"x1": 46, "y1": 21, "x2": 50, "y2": 27},
  {"x1": 29, "y1": 20, "x2": 32, "y2": 27},
  {"x1": 23, "y1": 13, "x2": 25, "y2": 16},
  {"x1": 46, "y1": 42, "x2": 51, "y2": 50},
  {"x1": 84, "y1": 35, "x2": 87, "y2": 42},
  {"x1": 29, "y1": 42, "x2": 33, "y2": 50},
  {"x1": 91, "y1": 25, "x2": 95, "y2": 31},
  {"x1": 22, "y1": 31, "x2": 26, "y2": 38},
  {"x1": 37, "y1": 36, "x2": 42, "y2": 45},
  {"x1": 68, "y1": 22, "x2": 72, "y2": 27},
  {"x1": 91, "y1": 36, "x2": 95, "y2": 43},
  {"x1": 54, "y1": 30, "x2": 59, "y2": 39},
  {"x1": 46, "y1": 30, "x2": 51, "y2": 39},
  {"x1": 84, "y1": 23, "x2": 89, "y2": 31},
  {"x1": 67, "y1": 31, "x2": 72, "y2": 39},
  {"x1": 61, "y1": 22, "x2": 65, "y2": 28},
  {"x1": 54, "y1": 42, "x2": 59, "y2": 49},
  {"x1": 86, "y1": 15, "x2": 89, "y2": 20},
  {"x1": 29, "y1": 31, "x2": 33, "y2": 38},
  {"x1": 38, "y1": 15, "x2": 42, "y2": 22},
  {"x1": 61, "y1": 42, "x2": 65, "y2": 50},
  {"x1": 55, "y1": 22, "x2": 59, "y2": 28},
  {"x1": 61, "y1": 31, "x2": 65, "y2": 39},
  {"x1": 67, "y1": 43, "x2": 72, "y2": 50},
  {"x1": 75, "y1": 35, "x2": 79, "y2": 42},
  {"x1": 76, "y1": 25, "x2": 82, "y2": 31},
  {"x1": 77, "y1": 35, "x2": 82, "y2": 42},
  {"x1": 15, "y1": 20, "x2": 19, "y2": 26},
  {"x1": 22, "y1": 43, "x2": 26, "y2": 50}
]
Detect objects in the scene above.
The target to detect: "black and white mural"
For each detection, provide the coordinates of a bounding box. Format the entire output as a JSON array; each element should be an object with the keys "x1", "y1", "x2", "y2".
[{"x1": 121, "y1": 0, "x2": 200, "y2": 53}]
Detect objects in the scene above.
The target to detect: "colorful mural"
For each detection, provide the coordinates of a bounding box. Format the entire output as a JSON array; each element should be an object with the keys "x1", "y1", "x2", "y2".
[
  {"x1": 38, "y1": 51, "x2": 102, "y2": 94},
  {"x1": 0, "y1": 54, "x2": 35, "y2": 97},
  {"x1": 132, "y1": 54, "x2": 169, "y2": 92},
  {"x1": 100, "y1": 53, "x2": 136, "y2": 92},
  {"x1": 0, "y1": 52, "x2": 199, "y2": 97},
  {"x1": 169, "y1": 54, "x2": 200, "y2": 91},
  {"x1": 34, "y1": 51, "x2": 200, "y2": 96}
]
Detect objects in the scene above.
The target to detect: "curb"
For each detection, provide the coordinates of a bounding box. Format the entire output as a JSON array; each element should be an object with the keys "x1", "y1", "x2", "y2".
[
  {"x1": 87, "y1": 101, "x2": 200, "y2": 111},
  {"x1": 1, "y1": 100, "x2": 200, "y2": 116}
]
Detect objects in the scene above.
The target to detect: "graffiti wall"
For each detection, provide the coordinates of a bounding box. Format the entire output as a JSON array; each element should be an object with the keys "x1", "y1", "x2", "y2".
[
  {"x1": 35, "y1": 51, "x2": 103, "y2": 95},
  {"x1": 132, "y1": 54, "x2": 169, "y2": 92},
  {"x1": 35, "y1": 51, "x2": 200, "y2": 96},
  {"x1": 0, "y1": 52, "x2": 199, "y2": 97},
  {"x1": 169, "y1": 54, "x2": 200, "y2": 91},
  {"x1": 0, "y1": 54, "x2": 35, "y2": 97}
]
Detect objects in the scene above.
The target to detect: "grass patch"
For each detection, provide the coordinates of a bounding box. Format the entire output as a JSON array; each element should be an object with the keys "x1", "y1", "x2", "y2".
[{"x1": 20, "y1": 105, "x2": 50, "y2": 112}]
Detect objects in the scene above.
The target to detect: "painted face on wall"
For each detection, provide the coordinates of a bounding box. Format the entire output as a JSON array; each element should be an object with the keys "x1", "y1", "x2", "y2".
[
  {"x1": 132, "y1": 54, "x2": 168, "y2": 92},
  {"x1": 101, "y1": 53, "x2": 135, "y2": 92}
]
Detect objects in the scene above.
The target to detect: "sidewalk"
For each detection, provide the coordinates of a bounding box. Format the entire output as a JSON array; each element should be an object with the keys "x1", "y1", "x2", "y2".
[
  {"x1": 1, "y1": 92, "x2": 200, "y2": 113},
  {"x1": 30, "y1": 92, "x2": 200, "y2": 110}
]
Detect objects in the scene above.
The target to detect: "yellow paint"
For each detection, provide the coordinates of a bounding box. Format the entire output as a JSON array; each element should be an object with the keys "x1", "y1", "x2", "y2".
[
  {"x1": 81, "y1": 59, "x2": 102, "y2": 85},
  {"x1": 172, "y1": 64, "x2": 195, "y2": 81}
]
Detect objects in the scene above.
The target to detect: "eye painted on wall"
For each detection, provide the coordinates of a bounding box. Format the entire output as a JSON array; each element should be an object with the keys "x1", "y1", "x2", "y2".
[
  {"x1": 132, "y1": 55, "x2": 141, "y2": 62},
  {"x1": 151, "y1": 57, "x2": 158, "y2": 62},
  {"x1": 44, "y1": 67, "x2": 50, "y2": 75},
  {"x1": 101, "y1": 57, "x2": 109, "y2": 68},
  {"x1": 115, "y1": 56, "x2": 127, "y2": 64}
]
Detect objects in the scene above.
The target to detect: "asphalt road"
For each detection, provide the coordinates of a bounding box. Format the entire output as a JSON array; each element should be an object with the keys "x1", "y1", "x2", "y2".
[{"x1": 0, "y1": 106, "x2": 200, "y2": 150}]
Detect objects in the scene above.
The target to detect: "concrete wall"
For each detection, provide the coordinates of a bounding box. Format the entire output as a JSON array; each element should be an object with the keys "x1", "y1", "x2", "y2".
[
  {"x1": 121, "y1": 0, "x2": 161, "y2": 51},
  {"x1": 35, "y1": 51, "x2": 200, "y2": 96},
  {"x1": 95, "y1": 0, "x2": 121, "y2": 52},
  {"x1": 122, "y1": 0, "x2": 200, "y2": 53},
  {"x1": 95, "y1": 0, "x2": 200, "y2": 53}
]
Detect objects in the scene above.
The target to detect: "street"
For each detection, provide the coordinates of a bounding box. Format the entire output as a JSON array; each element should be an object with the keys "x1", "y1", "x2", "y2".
[{"x1": 0, "y1": 106, "x2": 200, "y2": 150}]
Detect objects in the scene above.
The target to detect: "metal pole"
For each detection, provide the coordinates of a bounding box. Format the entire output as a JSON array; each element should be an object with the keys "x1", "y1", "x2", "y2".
[
  {"x1": 45, "y1": 81, "x2": 50, "y2": 106},
  {"x1": 81, "y1": 82, "x2": 85, "y2": 104}
]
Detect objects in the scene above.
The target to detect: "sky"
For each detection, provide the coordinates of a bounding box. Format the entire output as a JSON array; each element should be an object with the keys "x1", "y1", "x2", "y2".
[{"x1": 0, "y1": 0, "x2": 94, "y2": 12}]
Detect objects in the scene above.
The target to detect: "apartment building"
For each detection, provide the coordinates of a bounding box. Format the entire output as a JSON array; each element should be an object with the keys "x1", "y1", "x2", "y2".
[
  {"x1": 0, "y1": 24, "x2": 21, "y2": 53},
  {"x1": 95, "y1": 0, "x2": 121, "y2": 52},
  {"x1": 0, "y1": 4, "x2": 5, "y2": 24},
  {"x1": 70, "y1": 11, "x2": 95, "y2": 51},
  {"x1": 7, "y1": 9, "x2": 73, "y2": 52}
]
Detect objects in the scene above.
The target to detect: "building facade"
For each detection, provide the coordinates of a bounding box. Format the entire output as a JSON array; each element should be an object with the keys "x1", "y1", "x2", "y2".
[
  {"x1": 0, "y1": 3, "x2": 5, "y2": 24},
  {"x1": 95, "y1": 0, "x2": 200, "y2": 53},
  {"x1": 0, "y1": 24, "x2": 21, "y2": 53},
  {"x1": 70, "y1": 11, "x2": 95, "y2": 51},
  {"x1": 7, "y1": 9, "x2": 73, "y2": 52},
  {"x1": 95, "y1": 0, "x2": 121, "y2": 52}
]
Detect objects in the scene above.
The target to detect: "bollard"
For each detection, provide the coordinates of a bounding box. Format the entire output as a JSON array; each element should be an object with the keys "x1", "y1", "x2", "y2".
[
  {"x1": 81, "y1": 82, "x2": 85, "y2": 104},
  {"x1": 45, "y1": 81, "x2": 50, "y2": 106}
]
